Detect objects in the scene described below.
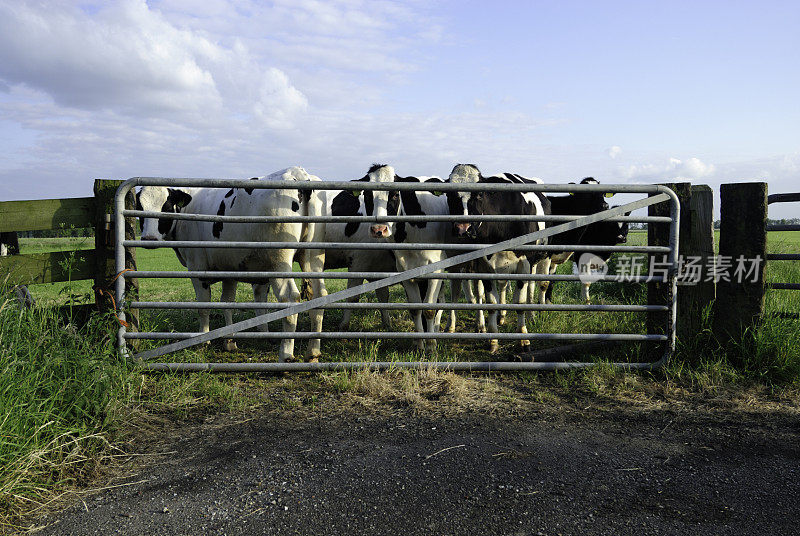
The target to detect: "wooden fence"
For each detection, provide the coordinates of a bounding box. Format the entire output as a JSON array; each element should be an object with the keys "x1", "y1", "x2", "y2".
[
  {"x1": 0, "y1": 179, "x2": 790, "y2": 353},
  {"x1": 0, "y1": 180, "x2": 139, "y2": 329}
]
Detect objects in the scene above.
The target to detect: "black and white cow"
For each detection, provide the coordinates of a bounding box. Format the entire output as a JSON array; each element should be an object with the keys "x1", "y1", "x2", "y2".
[
  {"x1": 136, "y1": 167, "x2": 325, "y2": 362},
  {"x1": 536, "y1": 178, "x2": 628, "y2": 304},
  {"x1": 447, "y1": 164, "x2": 549, "y2": 351},
  {"x1": 362, "y1": 165, "x2": 451, "y2": 352},
  {"x1": 318, "y1": 164, "x2": 401, "y2": 331}
]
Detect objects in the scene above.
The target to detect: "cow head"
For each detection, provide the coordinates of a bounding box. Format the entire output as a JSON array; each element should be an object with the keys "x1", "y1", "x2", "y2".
[
  {"x1": 613, "y1": 207, "x2": 631, "y2": 243},
  {"x1": 136, "y1": 186, "x2": 193, "y2": 245},
  {"x1": 447, "y1": 163, "x2": 482, "y2": 238},
  {"x1": 352, "y1": 164, "x2": 399, "y2": 239},
  {"x1": 570, "y1": 177, "x2": 613, "y2": 213}
]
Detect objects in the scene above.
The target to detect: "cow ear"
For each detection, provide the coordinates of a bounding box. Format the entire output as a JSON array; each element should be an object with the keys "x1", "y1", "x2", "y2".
[
  {"x1": 168, "y1": 189, "x2": 192, "y2": 209},
  {"x1": 604, "y1": 192, "x2": 615, "y2": 198}
]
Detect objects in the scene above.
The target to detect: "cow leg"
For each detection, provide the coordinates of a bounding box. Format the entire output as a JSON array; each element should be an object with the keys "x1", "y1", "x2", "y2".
[
  {"x1": 497, "y1": 280, "x2": 508, "y2": 326},
  {"x1": 337, "y1": 278, "x2": 361, "y2": 331},
  {"x1": 220, "y1": 279, "x2": 238, "y2": 352},
  {"x1": 485, "y1": 281, "x2": 500, "y2": 353},
  {"x1": 534, "y1": 258, "x2": 552, "y2": 306},
  {"x1": 376, "y1": 285, "x2": 394, "y2": 330},
  {"x1": 300, "y1": 248, "x2": 326, "y2": 360},
  {"x1": 462, "y1": 279, "x2": 486, "y2": 334},
  {"x1": 422, "y1": 277, "x2": 444, "y2": 352},
  {"x1": 271, "y1": 272, "x2": 300, "y2": 363},
  {"x1": 305, "y1": 276, "x2": 326, "y2": 360},
  {"x1": 445, "y1": 279, "x2": 459, "y2": 333},
  {"x1": 252, "y1": 283, "x2": 270, "y2": 333},
  {"x1": 581, "y1": 282, "x2": 591, "y2": 303},
  {"x1": 515, "y1": 260, "x2": 531, "y2": 348},
  {"x1": 512, "y1": 280, "x2": 527, "y2": 331},
  {"x1": 401, "y1": 280, "x2": 425, "y2": 352},
  {"x1": 472, "y1": 280, "x2": 487, "y2": 333},
  {"x1": 190, "y1": 279, "x2": 212, "y2": 343}
]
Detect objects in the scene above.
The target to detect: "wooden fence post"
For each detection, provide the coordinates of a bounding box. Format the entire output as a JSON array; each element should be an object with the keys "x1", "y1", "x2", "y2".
[
  {"x1": 680, "y1": 184, "x2": 715, "y2": 339},
  {"x1": 94, "y1": 180, "x2": 139, "y2": 337},
  {"x1": 648, "y1": 183, "x2": 691, "y2": 350},
  {"x1": 713, "y1": 182, "x2": 767, "y2": 344}
]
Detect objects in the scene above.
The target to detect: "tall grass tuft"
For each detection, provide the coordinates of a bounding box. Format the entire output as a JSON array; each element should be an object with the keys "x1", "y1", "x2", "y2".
[{"x1": 0, "y1": 283, "x2": 127, "y2": 527}]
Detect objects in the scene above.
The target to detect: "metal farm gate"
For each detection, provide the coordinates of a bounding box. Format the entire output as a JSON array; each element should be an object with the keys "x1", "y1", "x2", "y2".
[{"x1": 114, "y1": 178, "x2": 680, "y2": 372}]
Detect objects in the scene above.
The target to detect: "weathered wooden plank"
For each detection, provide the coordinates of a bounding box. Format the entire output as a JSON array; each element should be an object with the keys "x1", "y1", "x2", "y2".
[
  {"x1": 0, "y1": 250, "x2": 97, "y2": 285},
  {"x1": 0, "y1": 197, "x2": 96, "y2": 232},
  {"x1": 680, "y1": 184, "x2": 715, "y2": 339}
]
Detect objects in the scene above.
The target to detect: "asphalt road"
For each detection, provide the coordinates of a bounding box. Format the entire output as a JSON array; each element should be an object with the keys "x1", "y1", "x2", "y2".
[{"x1": 30, "y1": 404, "x2": 800, "y2": 535}]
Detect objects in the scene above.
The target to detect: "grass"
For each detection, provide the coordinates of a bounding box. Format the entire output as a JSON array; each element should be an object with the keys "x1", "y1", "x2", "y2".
[
  {"x1": 1, "y1": 230, "x2": 798, "y2": 529},
  {"x1": 0, "y1": 285, "x2": 124, "y2": 528}
]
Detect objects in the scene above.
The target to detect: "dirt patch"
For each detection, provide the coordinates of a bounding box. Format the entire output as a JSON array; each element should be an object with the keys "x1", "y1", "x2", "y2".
[{"x1": 22, "y1": 376, "x2": 800, "y2": 536}]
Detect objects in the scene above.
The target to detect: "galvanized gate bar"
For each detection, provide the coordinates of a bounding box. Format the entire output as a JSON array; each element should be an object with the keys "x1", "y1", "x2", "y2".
[
  {"x1": 127, "y1": 332, "x2": 667, "y2": 341},
  {"x1": 125, "y1": 271, "x2": 667, "y2": 283},
  {"x1": 128, "y1": 176, "x2": 670, "y2": 194},
  {"x1": 131, "y1": 301, "x2": 668, "y2": 312},
  {"x1": 125, "y1": 192, "x2": 674, "y2": 362},
  {"x1": 123, "y1": 209, "x2": 669, "y2": 224},
  {"x1": 123, "y1": 240, "x2": 671, "y2": 253}
]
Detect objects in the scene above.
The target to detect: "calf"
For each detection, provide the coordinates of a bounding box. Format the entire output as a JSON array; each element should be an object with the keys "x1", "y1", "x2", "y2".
[
  {"x1": 447, "y1": 164, "x2": 549, "y2": 351},
  {"x1": 536, "y1": 178, "x2": 628, "y2": 304},
  {"x1": 542, "y1": 208, "x2": 629, "y2": 303},
  {"x1": 136, "y1": 167, "x2": 325, "y2": 362},
  {"x1": 363, "y1": 165, "x2": 451, "y2": 352}
]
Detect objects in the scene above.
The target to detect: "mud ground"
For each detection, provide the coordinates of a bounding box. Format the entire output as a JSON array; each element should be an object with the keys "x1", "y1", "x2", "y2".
[{"x1": 27, "y1": 394, "x2": 800, "y2": 536}]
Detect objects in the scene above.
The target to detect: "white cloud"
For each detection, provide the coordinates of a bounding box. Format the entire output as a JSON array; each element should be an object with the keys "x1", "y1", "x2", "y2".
[
  {"x1": 623, "y1": 156, "x2": 716, "y2": 182},
  {"x1": 0, "y1": 0, "x2": 306, "y2": 126},
  {"x1": 608, "y1": 145, "x2": 622, "y2": 159}
]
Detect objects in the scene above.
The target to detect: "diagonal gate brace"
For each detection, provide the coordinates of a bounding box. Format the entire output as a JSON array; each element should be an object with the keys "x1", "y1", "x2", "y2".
[{"x1": 133, "y1": 194, "x2": 670, "y2": 361}]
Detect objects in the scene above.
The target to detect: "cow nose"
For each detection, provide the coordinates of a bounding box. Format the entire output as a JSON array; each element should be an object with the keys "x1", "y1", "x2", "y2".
[
  {"x1": 140, "y1": 236, "x2": 160, "y2": 249},
  {"x1": 370, "y1": 224, "x2": 389, "y2": 238},
  {"x1": 455, "y1": 223, "x2": 471, "y2": 237}
]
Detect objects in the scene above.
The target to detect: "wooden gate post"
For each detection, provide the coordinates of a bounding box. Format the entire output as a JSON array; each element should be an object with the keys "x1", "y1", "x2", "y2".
[
  {"x1": 94, "y1": 180, "x2": 139, "y2": 337},
  {"x1": 713, "y1": 182, "x2": 767, "y2": 345},
  {"x1": 680, "y1": 184, "x2": 716, "y2": 339},
  {"x1": 647, "y1": 182, "x2": 691, "y2": 348}
]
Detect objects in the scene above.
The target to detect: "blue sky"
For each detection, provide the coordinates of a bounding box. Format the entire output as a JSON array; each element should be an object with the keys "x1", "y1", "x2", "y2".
[{"x1": 0, "y1": 0, "x2": 798, "y2": 217}]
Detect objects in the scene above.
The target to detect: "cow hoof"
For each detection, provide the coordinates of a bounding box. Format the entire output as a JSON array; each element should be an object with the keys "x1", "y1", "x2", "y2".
[
  {"x1": 519, "y1": 340, "x2": 530, "y2": 349},
  {"x1": 498, "y1": 316, "x2": 506, "y2": 326},
  {"x1": 477, "y1": 325, "x2": 487, "y2": 334},
  {"x1": 489, "y1": 341, "x2": 500, "y2": 354},
  {"x1": 308, "y1": 357, "x2": 319, "y2": 364},
  {"x1": 224, "y1": 340, "x2": 238, "y2": 352},
  {"x1": 446, "y1": 326, "x2": 456, "y2": 333}
]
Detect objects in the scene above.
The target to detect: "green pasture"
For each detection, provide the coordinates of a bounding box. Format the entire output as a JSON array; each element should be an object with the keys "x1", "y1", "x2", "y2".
[{"x1": 16, "y1": 230, "x2": 799, "y2": 367}]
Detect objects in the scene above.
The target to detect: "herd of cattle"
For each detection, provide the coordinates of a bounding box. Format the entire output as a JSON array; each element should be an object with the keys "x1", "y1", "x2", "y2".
[{"x1": 136, "y1": 164, "x2": 629, "y2": 362}]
